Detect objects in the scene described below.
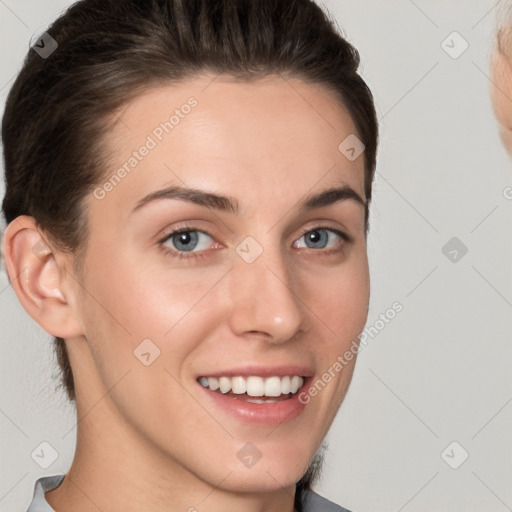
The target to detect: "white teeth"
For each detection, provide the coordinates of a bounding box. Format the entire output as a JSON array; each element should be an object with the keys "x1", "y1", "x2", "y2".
[
  {"x1": 246, "y1": 398, "x2": 278, "y2": 404},
  {"x1": 281, "y1": 376, "x2": 291, "y2": 394},
  {"x1": 290, "y1": 376, "x2": 301, "y2": 394},
  {"x1": 264, "y1": 376, "x2": 282, "y2": 397},
  {"x1": 219, "y1": 376, "x2": 231, "y2": 394},
  {"x1": 207, "y1": 377, "x2": 219, "y2": 391},
  {"x1": 199, "y1": 375, "x2": 305, "y2": 397},
  {"x1": 231, "y1": 376, "x2": 247, "y2": 394},
  {"x1": 246, "y1": 376, "x2": 265, "y2": 396}
]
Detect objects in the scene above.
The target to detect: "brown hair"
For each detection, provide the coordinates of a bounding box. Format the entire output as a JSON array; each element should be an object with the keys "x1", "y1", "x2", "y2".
[{"x1": 1, "y1": 0, "x2": 378, "y2": 507}]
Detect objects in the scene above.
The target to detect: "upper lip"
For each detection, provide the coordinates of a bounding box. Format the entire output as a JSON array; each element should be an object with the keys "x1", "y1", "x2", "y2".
[{"x1": 196, "y1": 365, "x2": 314, "y2": 379}]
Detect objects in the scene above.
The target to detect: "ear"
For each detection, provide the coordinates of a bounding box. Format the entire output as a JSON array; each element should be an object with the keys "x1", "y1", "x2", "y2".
[{"x1": 1, "y1": 215, "x2": 84, "y2": 339}]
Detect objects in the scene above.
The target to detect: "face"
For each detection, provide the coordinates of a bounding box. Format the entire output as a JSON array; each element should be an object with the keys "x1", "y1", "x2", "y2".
[
  {"x1": 69, "y1": 73, "x2": 370, "y2": 494},
  {"x1": 491, "y1": 33, "x2": 512, "y2": 157}
]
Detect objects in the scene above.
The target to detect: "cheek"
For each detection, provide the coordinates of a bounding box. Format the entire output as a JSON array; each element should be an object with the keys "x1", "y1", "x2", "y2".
[
  {"x1": 77, "y1": 253, "x2": 226, "y2": 422},
  {"x1": 84, "y1": 248, "x2": 219, "y2": 338},
  {"x1": 299, "y1": 253, "x2": 369, "y2": 405},
  {"x1": 79, "y1": 252, "x2": 234, "y2": 395},
  {"x1": 306, "y1": 254, "x2": 370, "y2": 340}
]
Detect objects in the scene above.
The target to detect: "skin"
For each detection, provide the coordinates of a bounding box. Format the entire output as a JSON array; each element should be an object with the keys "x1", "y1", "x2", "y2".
[
  {"x1": 491, "y1": 31, "x2": 512, "y2": 157},
  {"x1": 3, "y1": 73, "x2": 370, "y2": 512}
]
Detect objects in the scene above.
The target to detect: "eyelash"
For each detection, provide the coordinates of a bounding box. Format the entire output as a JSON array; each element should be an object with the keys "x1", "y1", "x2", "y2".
[{"x1": 157, "y1": 224, "x2": 353, "y2": 262}]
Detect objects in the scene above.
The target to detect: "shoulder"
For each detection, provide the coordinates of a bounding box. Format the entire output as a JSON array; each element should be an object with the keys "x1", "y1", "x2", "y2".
[
  {"x1": 26, "y1": 474, "x2": 65, "y2": 512},
  {"x1": 302, "y1": 488, "x2": 353, "y2": 512}
]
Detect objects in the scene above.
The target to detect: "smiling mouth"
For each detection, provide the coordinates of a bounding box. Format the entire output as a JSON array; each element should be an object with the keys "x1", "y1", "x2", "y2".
[{"x1": 198, "y1": 375, "x2": 305, "y2": 404}]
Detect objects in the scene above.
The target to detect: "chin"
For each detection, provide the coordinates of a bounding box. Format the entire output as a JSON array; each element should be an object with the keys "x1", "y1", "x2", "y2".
[
  {"x1": 219, "y1": 451, "x2": 312, "y2": 493},
  {"x1": 220, "y1": 468, "x2": 306, "y2": 494}
]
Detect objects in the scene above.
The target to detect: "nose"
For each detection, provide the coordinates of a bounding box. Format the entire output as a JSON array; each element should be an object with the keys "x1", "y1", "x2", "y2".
[{"x1": 227, "y1": 240, "x2": 307, "y2": 344}]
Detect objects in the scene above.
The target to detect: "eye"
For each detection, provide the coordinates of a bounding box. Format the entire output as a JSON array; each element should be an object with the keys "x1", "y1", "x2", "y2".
[
  {"x1": 294, "y1": 227, "x2": 350, "y2": 251},
  {"x1": 162, "y1": 228, "x2": 214, "y2": 253}
]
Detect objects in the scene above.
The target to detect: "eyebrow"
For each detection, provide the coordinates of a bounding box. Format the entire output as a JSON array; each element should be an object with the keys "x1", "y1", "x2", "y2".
[{"x1": 130, "y1": 184, "x2": 366, "y2": 216}]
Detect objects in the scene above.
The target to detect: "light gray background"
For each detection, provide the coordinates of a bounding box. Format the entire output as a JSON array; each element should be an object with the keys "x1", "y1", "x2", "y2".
[{"x1": 1, "y1": 1, "x2": 511, "y2": 511}]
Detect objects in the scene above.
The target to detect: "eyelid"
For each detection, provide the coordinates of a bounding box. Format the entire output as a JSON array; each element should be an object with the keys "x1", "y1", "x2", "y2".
[
  {"x1": 156, "y1": 221, "x2": 219, "y2": 244},
  {"x1": 297, "y1": 222, "x2": 354, "y2": 244}
]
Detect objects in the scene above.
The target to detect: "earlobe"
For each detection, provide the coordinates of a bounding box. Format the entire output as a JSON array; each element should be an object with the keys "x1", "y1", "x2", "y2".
[{"x1": 2, "y1": 215, "x2": 83, "y2": 339}]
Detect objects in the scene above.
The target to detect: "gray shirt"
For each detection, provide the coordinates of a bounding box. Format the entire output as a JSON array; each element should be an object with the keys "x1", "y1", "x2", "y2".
[{"x1": 26, "y1": 474, "x2": 352, "y2": 512}]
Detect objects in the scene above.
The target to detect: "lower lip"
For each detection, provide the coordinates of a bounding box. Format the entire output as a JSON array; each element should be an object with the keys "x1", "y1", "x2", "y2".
[{"x1": 198, "y1": 379, "x2": 310, "y2": 425}]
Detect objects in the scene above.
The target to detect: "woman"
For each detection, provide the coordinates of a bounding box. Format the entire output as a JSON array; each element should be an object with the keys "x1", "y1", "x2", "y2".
[{"x1": 1, "y1": 0, "x2": 378, "y2": 510}]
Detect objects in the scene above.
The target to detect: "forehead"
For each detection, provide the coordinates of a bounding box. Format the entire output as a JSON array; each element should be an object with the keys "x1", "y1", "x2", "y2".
[{"x1": 93, "y1": 73, "x2": 366, "y2": 219}]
